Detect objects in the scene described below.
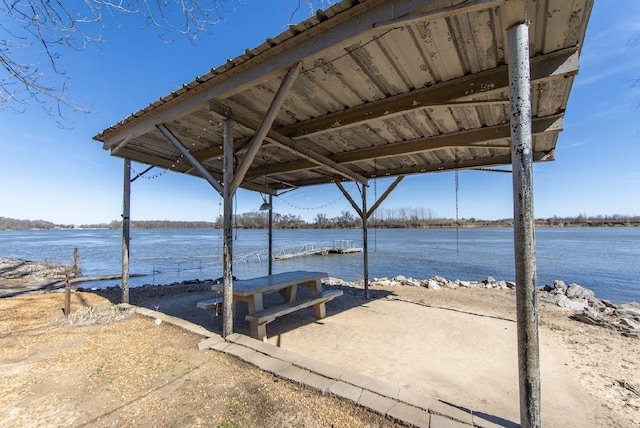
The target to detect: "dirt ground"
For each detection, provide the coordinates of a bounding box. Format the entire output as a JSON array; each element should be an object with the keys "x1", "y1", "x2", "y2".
[
  {"x1": 2, "y1": 259, "x2": 639, "y2": 427},
  {"x1": 0, "y1": 291, "x2": 401, "y2": 427}
]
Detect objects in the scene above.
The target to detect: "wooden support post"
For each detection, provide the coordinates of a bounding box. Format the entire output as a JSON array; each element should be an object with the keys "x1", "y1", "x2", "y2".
[
  {"x1": 361, "y1": 184, "x2": 370, "y2": 300},
  {"x1": 222, "y1": 120, "x2": 234, "y2": 338},
  {"x1": 122, "y1": 159, "x2": 131, "y2": 304},
  {"x1": 508, "y1": 19, "x2": 541, "y2": 428},
  {"x1": 72, "y1": 247, "x2": 79, "y2": 278},
  {"x1": 335, "y1": 181, "x2": 370, "y2": 299},
  {"x1": 268, "y1": 194, "x2": 273, "y2": 276},
  {"x1": 64, "y1": 273, "x2": 71, "y2": 316}
]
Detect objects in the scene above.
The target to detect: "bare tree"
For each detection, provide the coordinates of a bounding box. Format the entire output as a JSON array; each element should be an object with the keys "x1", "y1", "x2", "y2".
[{"x1": 1, "y1": 0, "x2": 334, "y2": 126}]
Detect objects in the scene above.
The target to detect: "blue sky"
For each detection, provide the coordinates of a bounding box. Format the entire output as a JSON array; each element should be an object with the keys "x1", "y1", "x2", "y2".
[{"x1": 1, "y1": 0, "x2": 639, "y2": 225}]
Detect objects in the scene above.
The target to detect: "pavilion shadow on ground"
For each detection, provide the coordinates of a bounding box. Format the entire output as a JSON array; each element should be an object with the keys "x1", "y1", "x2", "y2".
[{"x1": 88, "y1": 281, "x2": 392, "y2": 340}]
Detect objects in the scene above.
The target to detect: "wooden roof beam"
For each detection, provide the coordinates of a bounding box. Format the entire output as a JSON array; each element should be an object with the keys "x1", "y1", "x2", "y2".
[
  {"x1": 330, "y1": 116, "x2": 562, "y2": 164},
  {"x1": 276, "y1": 47, "x2": 578, "y2": 139},
  {"x1": 288, "y1": 151, "x2": 554, "y2": 188},
  {"x1": 245, "y1": 115, "x2": 562, "y2": 179},
  {"x1": 209, "y1": 101, "x2": 368, "y2": 185}
]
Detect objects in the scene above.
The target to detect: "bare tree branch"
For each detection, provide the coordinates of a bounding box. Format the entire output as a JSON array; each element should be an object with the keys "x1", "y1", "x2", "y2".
[{"x1": 1, "y1": 0, "x2": 334, "y2": 127}]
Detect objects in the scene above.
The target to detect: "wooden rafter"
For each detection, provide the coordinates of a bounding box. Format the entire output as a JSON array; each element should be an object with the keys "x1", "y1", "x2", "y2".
[
  {"x1": 246, "y1": 115, "x2": 562, "y2": 179},
  {"x1": 276, "y1": 47, "x2": 578, "y2": 139},
  {"x1": 285, "y1": 151, "x2": 553, "y2": 189}
]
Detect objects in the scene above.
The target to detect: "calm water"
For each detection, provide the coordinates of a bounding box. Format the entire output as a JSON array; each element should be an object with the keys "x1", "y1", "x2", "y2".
[{"x1": 1, "y1": 227, "x2": 638, "y2": 304}]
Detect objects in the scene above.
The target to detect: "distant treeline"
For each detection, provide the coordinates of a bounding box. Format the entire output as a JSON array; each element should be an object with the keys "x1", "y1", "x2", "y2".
[{"x1": 2, "y1": 213, "x2": 639, "y2": 231}]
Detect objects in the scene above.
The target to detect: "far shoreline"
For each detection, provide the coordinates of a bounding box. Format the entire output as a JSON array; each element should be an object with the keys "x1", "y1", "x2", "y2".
[{"x1": 2, "y1": 214, "x2": 639, "y2": 231}]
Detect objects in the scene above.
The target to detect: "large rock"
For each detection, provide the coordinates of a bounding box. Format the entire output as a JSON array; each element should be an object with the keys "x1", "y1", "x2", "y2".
[
  {"x1": 553, "y1": 280, "x2": 568, "y2": 294},
  {"x1": 617, "y1": 302, "x2": 640, "y2": 320},
  {"x1": 571, "y1": 307, "x2": 617, "y2": 329},
  {"x1": 425, "y1": 279, "x2": 441, "y2": 290},
  {"x1": 620, "y1": 318, "x2": 640, "y2": 330},
  {"x1": 545, "y1": 294, "x2": 588, "y2": 310},
  {"x1": 566, "y1": 283, "x2": 596, "y2": 301}
]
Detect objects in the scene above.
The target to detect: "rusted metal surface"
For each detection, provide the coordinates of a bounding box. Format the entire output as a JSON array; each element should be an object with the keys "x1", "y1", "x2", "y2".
[
  {"x1": 93, "y1": 0, "x2": 593, "y2": 193},
  {"x1": 508, "y1": 19, "x2": 541, "y2": 428}
]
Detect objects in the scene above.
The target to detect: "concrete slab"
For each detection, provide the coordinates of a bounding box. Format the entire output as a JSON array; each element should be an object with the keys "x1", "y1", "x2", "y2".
[
  {"x1": 387, "y1": 402, "x2": 430, "y2": 428},
  {"x1": 225, "y1": 332, "x2": 243, "y2": 343},
  {"x1": 295, "y1": 355, "x2": 344, "y2": 379},
  {"x1": 240, "y1": 348, "x2": 272, "y2": 368},
  {"x1": 197, "y1": 335, "x2": 224, "y2": 350},
  {"x1": 428, "y1": 401, "x2": 473, "y2": 426},
  {"x1": 226, "y1": 333, "x2": 264, "y2": 350},
  {"x1": 366, "y1": 378, "x2": 400, "y2": 400},
  {"x1": 328, "y1": 381, "x2": 363, "y2": 404},
  {"x1": 257, "y1": 356, "x2": 292, "y2": 375},
  {"x1": 430, "y1": 414, "x2": 471, "y2": 427},
  {"x1": 256, "y1": 342, "x2": 301, "y2": 362},
  {"x1": 210, "y1": 341, "x2": 235, "y2": 353},
  {"x1": 340, "y1": 369, "x2": 376, "y2": 389},
  {"x1": 397, "y1": 388, "x2": 438, "y2": 412},
  {"x1": 302, "y1": 371, "x2": 335, "y2": 394},
  {"x1": 222, "y1": 343, "x2": 254, "y2": 359},
  {"x1": 277, "y1": 364, "x2": 310, "y2": 385},
  {"x1": 358, "y1": 390, "x2": 396, "y2": 415}
]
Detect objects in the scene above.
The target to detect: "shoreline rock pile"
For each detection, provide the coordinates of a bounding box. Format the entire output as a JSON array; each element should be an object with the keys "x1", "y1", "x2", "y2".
[{"x1": 541, "y1": 280, "x2": 640, "y2": 338}]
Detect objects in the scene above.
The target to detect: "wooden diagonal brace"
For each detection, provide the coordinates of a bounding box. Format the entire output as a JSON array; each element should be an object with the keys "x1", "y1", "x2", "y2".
[
  {"x1": 366, "y1": 176, "x2": 404, "y2": 219},
  {"x1": 229, "y1": 63, "x2": 302, "y2": 194},
  {"x1": 209, "y1": 101, "x2": 368, "y2": 184},
  {"x1": 335, "y1": 182, "x2": 364, "y2": 218},
  {"x1": 156, "y1": 124, "x2": 224, "y2": 195}
]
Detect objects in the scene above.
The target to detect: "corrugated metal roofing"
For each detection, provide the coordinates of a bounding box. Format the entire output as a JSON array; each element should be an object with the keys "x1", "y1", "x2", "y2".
[{"x1": 94, "y1": 0, "x2": 594, "y2": 194}]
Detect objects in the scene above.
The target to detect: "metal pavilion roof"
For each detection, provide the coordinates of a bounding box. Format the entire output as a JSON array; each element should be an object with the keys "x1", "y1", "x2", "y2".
[{"x1": 94, "y1": 0, "x2": 593, "y2": 195}]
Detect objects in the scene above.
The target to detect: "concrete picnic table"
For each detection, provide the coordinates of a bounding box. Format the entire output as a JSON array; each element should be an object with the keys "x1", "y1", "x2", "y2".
[{"x1": 206, "y1": 270, "x2": 342, "y2": 340}]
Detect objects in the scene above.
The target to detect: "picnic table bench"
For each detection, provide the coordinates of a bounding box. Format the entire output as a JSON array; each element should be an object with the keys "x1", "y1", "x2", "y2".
[{"x1": 197, "y1": 271, "x2": 342, "y2": 341}]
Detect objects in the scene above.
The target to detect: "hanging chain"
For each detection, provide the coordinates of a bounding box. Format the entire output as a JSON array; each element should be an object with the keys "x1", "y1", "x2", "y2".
[{"x1": 455, "y1": 149, "x2": 460, "y2": 256}]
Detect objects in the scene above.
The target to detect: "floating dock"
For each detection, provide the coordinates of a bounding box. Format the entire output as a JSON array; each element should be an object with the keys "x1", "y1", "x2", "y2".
[{"x1": 274, "y1": 243, "x2": 362, "y2": 260}]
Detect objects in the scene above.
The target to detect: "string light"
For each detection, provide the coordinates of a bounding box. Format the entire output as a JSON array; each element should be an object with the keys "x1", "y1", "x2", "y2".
[
  {"x1": 278, "y1": 194, "x2": 343, "y2": 211},
  {"x1": 131, "y1": 167, "x2": 168, "y2": 180}
]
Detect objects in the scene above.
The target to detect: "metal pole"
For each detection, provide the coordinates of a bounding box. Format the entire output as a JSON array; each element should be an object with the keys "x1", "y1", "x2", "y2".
[
  {"x1": 222, "y1": 120, "x2": 234, "y2": 337},
  {"x1": 122, "y1": 159, "x2": 131, "y2": 304},
  {"x1": 268, "y1": 194, "x2": 273, "y2": 276},
  {"x1": 507, "y1": 20, "x2": 541, "y2": 428},
  {"x1": 362, "y1": 184, "x2": 369, "y2": 300}
]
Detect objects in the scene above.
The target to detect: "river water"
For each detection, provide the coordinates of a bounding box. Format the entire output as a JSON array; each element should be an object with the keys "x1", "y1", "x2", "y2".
[{"x1": 1, "y1": 227, "x2": 638, "y2": 304}]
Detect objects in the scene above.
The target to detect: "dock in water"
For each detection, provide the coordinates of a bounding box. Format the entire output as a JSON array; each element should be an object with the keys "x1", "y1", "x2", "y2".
[{"x1": 272, "y1": 240, "x2": 362, "y2": 261}]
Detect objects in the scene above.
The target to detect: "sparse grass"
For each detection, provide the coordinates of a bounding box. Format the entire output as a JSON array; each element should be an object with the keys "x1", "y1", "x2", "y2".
[
  {"x1": 217, "y1": 421, "x2": 241, "y2": 428},
  {"x1": 65, "y1": 304, "x2": 135, "y2": 326},
  {"x1": 548, "y1": 324, "x2": 567, "y2": 332}
]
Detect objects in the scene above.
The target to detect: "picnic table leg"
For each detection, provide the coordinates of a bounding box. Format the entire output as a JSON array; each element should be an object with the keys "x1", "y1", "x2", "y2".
[
  {"x1": 247, "y1": 293, "x2": 264, "y2": 314},
  {"x1": 247, "y1": 293, "x2": 267, "y2": 341},
  {"x1": 309, "y1": 279, "x2": 326, "y2": 319},
  {"x1": 279, "y1": 285, "x2": 297, "y2": 303}
]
